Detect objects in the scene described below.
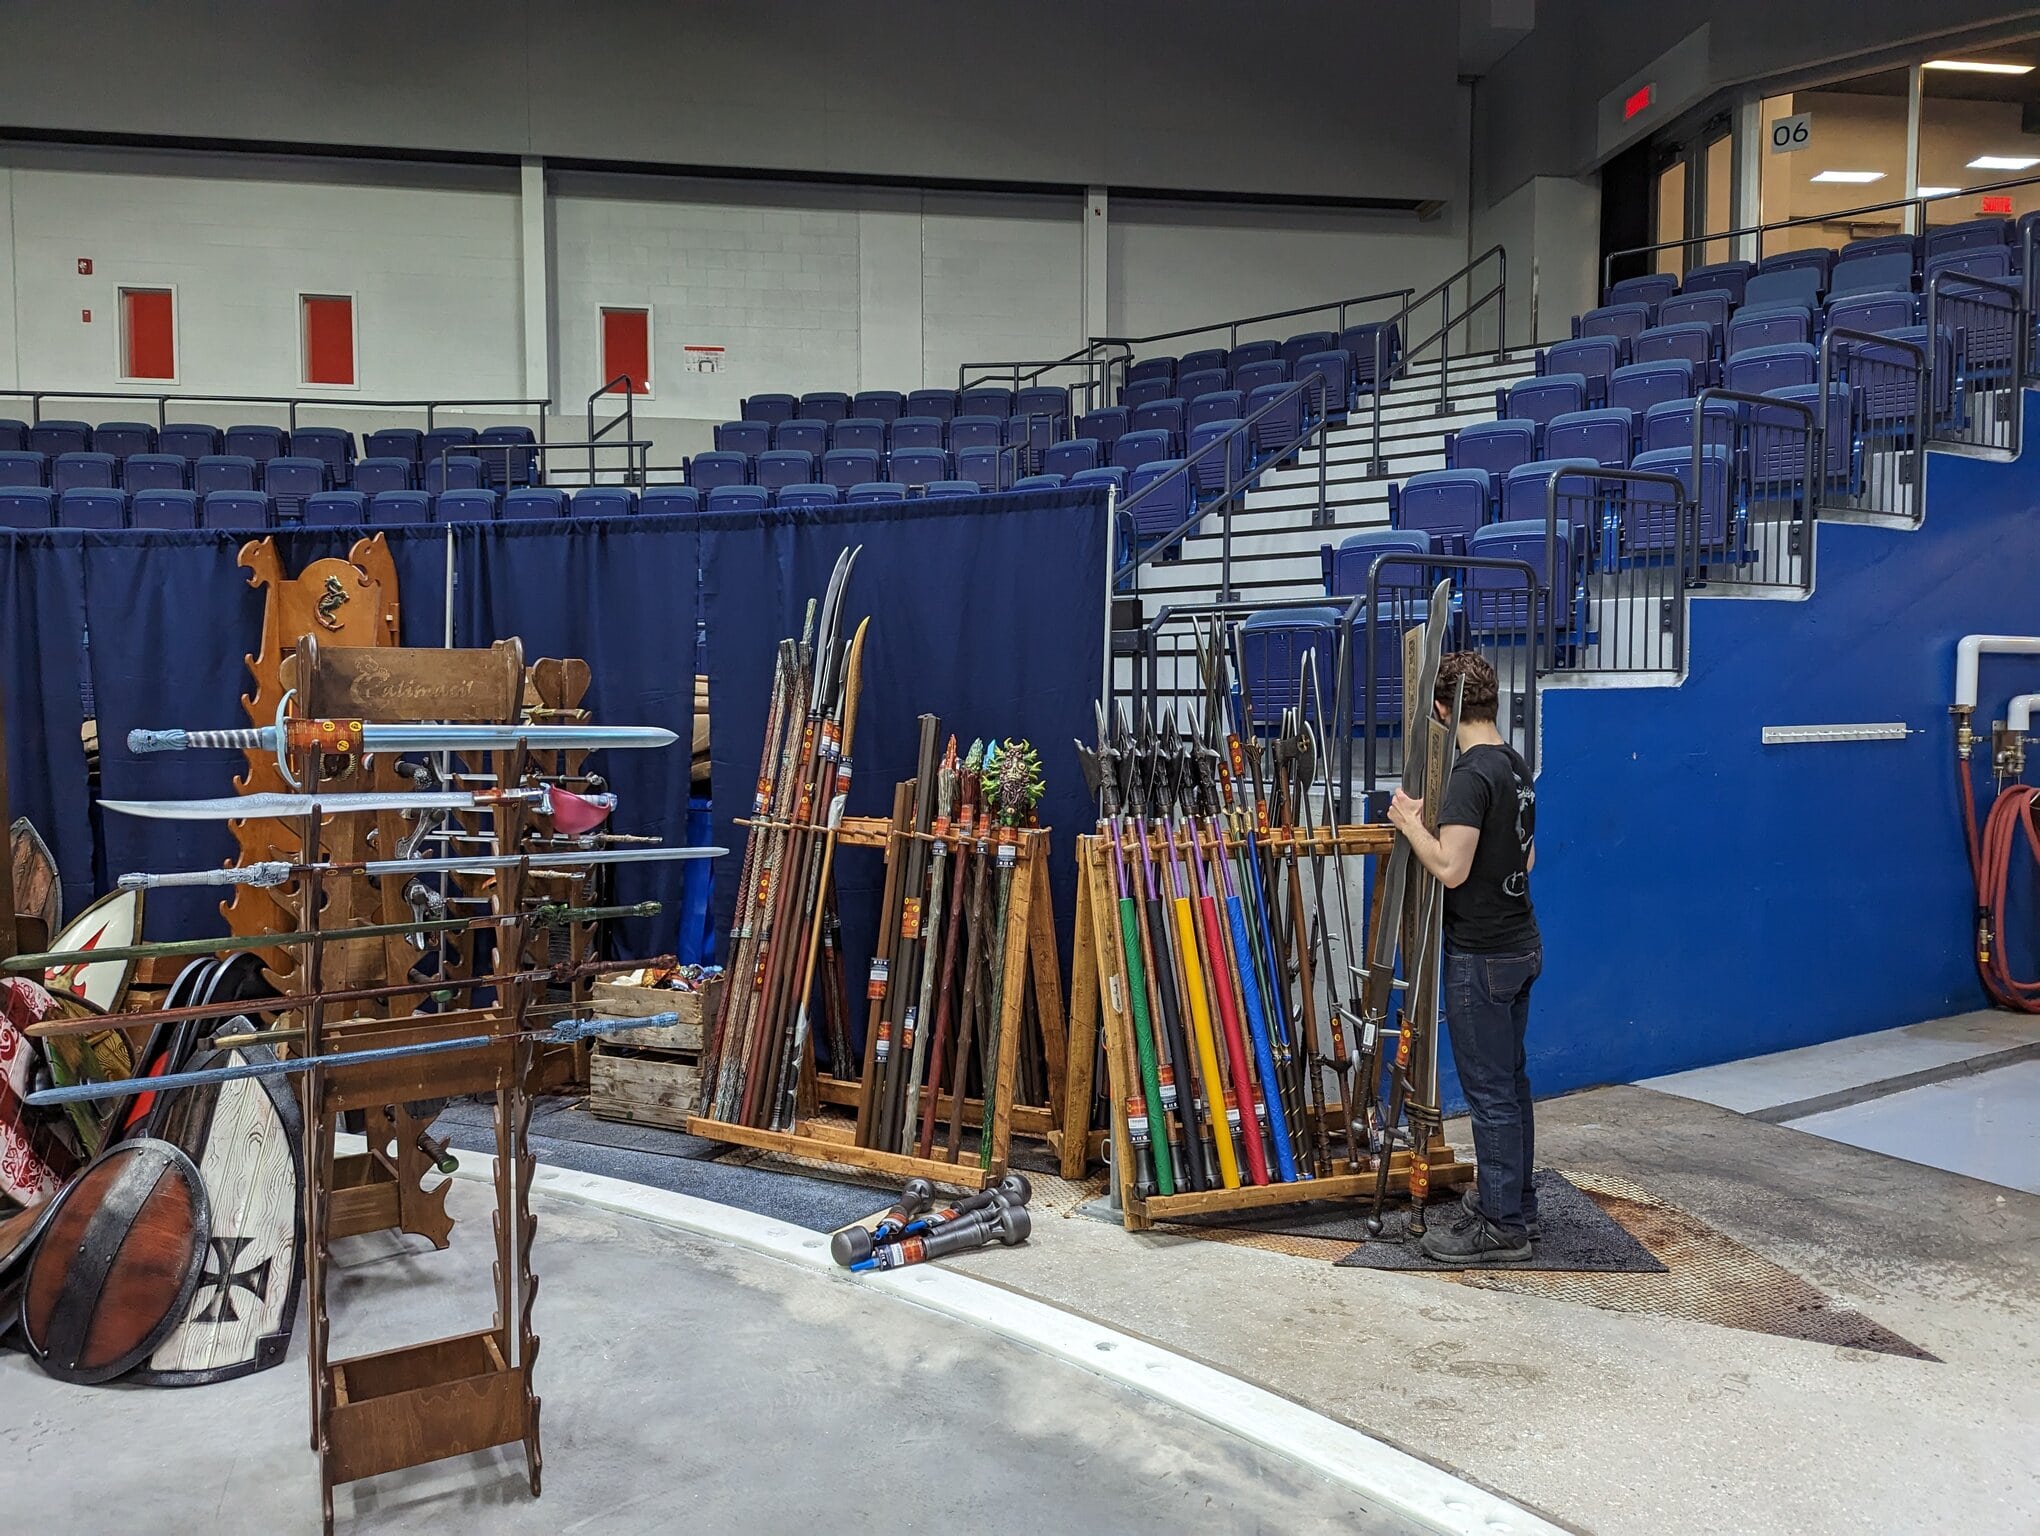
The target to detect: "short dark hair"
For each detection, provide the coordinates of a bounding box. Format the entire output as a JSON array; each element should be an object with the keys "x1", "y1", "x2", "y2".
[{"x1": 1435, "y1": 651, "x2": 1499, "y2": 724}]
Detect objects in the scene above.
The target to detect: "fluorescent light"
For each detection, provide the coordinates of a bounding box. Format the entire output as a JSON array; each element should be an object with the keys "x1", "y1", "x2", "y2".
[
  {"x1": 1916, "y1": 186, "x2": 1960, "y2": 198},
  {"x1": 1810, "y1": 170, "x2": 1887, "y2": 183},
  {"x1": 1925, "y1": 59, "x2": 2035, "y2": 74},
  {"x1": 1969, "y1": 155, "x2": 2040, "y2": 170}
]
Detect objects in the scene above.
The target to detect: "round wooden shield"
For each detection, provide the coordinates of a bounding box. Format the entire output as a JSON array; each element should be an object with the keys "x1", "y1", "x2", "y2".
[
  {"x1": 20, "y1": 1137, "x2": 211, "y2": 1384},
  {"x1": 0, "y1": 1195, "x2": 58, "y2": 1341}
]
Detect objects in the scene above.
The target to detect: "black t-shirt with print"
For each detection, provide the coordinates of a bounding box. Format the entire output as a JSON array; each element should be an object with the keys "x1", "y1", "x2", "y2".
[{"x1": 1438, "y1": 742, "x2": 1538, "y2": 954}]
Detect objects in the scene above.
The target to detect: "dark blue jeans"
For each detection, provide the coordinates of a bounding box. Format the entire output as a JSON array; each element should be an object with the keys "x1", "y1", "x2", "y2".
[{"x1": 1443, "y1": 943, "x2": 1542, "y2": 1238}]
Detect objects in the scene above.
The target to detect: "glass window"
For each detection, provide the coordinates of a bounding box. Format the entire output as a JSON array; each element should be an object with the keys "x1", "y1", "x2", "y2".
[
  {"x1": 1919, "y1": 42, "x2": 2040, "y2": 230},
  {"x1": 1702, "y1": 133, "x2": 1733, "y2": 265},
  {"x1": 1755, "y1": 69, "x2": 1911, "y2": 259},
  {"x1": 1654, "y1": 158, "x2": 1687, "y2": 276}
]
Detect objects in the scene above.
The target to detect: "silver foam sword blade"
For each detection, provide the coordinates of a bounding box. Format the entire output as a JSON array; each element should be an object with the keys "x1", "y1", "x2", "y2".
[
  {"x1": 119, "y1": 842, "x2": 729, "y2": 892},
  {"x1": 99, "y1": 786, "x2": 617, "y2": 825},
  {"x1": 128, "y1": 723, "x2": 678, "y2": 755}
]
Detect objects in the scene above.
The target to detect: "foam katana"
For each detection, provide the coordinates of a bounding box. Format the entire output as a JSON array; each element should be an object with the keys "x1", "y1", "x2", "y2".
[
  {"x1": 118, "y1": 841, "x2": 727, "y2": 892},
  {"x1": 100, "y1": 784, "x2": 618, "y2": 837}
]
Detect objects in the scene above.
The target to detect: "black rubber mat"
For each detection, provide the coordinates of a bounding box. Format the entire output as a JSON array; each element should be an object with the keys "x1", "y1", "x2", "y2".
[{"x1": 1335, "y1": 1171, "x2": 1667, "y2": 1273}]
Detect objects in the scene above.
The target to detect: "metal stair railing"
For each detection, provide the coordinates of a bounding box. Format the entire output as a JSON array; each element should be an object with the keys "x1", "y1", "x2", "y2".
[
  {"x1": 1364, "y1": 245, "x2": 1508, "y2": 474},
  {"x1": 5, "y1": 385, "x2": 550, "y2": 438},
  {"x1": 586, "y1": 376, "x2": 640, "y2": 487},
  {"x1": 1817, "y1": 328, "x2": 1928, "y2": 523},
  {"x1": 1925, "y1": 267, "x2": 2026, "y2": 460}
]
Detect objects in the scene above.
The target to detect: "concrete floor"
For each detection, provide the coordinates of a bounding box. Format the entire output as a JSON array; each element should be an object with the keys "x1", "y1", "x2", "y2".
[{"x1": 0, "y1": 1180, "x2": 1424, "y2": 1535}]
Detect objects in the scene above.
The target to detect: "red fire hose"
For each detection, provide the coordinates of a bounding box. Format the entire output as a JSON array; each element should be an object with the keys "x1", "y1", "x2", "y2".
[{"x1": 1957, "y1": 753, "x2": 2040, "y2": 1013}]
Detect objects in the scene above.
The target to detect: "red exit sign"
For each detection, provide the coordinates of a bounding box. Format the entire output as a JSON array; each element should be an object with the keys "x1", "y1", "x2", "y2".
[
  {"x1": 1624, "y1": 83, "x2": 1656, "y2": 121},
  {"x1": 1981, "y1": 194, "x2": 2014, "y2": 215}
]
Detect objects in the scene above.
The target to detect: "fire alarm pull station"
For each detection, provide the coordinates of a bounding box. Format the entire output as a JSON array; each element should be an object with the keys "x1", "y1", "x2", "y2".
[{"x1": 77, "y1": 258, "x2": 92, "y2": 275}]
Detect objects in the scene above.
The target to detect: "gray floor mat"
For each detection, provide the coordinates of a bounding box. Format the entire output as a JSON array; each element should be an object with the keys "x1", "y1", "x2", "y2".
[{"x1": 1334, "y1": 1171, "x2": 1667, "y2": 1273}]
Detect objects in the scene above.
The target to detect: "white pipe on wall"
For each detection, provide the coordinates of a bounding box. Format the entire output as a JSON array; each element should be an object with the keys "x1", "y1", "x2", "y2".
[
  {"x1": 1955, "y1": 634, "x2": 2040, "y2": 710},
  {"x1": 2009, "y1": 694, "x2": 2040, "y2": 734}
]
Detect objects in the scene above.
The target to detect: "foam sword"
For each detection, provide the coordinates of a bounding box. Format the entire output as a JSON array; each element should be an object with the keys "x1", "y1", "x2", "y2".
[
  {"x1": 128, "y1": 721, "x2": 677, "y2": 757},
  {"x1": 100, "y1": 784, "x2": 619, "y2": 836},
  {"x1": 117, "y1": 841, "x2": 727, "y2": 892}
]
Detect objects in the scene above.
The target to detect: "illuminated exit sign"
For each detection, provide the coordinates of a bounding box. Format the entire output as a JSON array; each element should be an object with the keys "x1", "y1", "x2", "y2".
[
  {"x1": 1981, "y1": 194, "x2": 2014, "y2": 215},
  {"x1": 1624, "y1": 83, "x2": 1656, "y2": 120}
]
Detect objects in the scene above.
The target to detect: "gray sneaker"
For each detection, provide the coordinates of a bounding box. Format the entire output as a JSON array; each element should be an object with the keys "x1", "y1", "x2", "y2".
[
  {"x1": 1460, "y1": 1186, "x2": 1541, "y2": 1241},
  {"x1": 1420, "y1": 1210, "x2": 1533, "y2": 1265}
]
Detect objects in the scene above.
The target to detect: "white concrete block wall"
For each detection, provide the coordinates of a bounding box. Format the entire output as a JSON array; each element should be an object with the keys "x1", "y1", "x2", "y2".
[
  {"x1": 920, "y1": 194, "x2": 1084, "y2": 390},
  {"x1": 3, "y1": 148, "x2": 525, "y2": 415}
]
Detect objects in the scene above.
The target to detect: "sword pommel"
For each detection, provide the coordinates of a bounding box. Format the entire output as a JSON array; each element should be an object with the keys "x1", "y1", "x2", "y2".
[{"x1": 128, "y1": 728, "x2": 189, "y2": 754}]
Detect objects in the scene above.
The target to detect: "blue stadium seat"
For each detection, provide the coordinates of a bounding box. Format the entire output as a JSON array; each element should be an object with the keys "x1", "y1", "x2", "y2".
[
  {"x1": 265, "y1": 456, "x2": 329, "y2": 520},
  {"x1": 1605, "y1": 274, "x2": 1677, "y2": 313},
  {"x1": 292, "y1": 427, "x2": 356, "y2": 486},
  {"x1": 1828, "y1": 253, "x2": 1914, "y2": 301},
  {"x1": 1011, "y1": 473, "x2": 1066, "y2": 491},
  {"x1": 1294, "y1": 351, "x2": 1353, "y2": 415},
  {"x1": 1187, "y1": 390, "x2": 1246, "y2": 434},
  {"x1": 303, "y1": 490, "x2": 367, "y2": 527},
  {"x1": 1844, "y1": 233, "x2": 1917, "y2": 264},
  {"x1": 1883, "y1": 325, "x2": 1959, "y2": 428},
  {"x1": 1608, "y1": 360, "x2": 1695, "y2": 418},
  {"x1": 224, "y1": 425, "x2": 288, "y2": 467},
  {"x1": 1324, "y1": 528, "x2": 1431, "y2": 600},
  {"x1": 1467, "y1": 519, "x2": 1572, "y2": 636},
  {"x1": 52, "y1": 452, "x2": 117, "y2": 492},
  {"x1": 851, "y1": 390, "x2": 905, "y2": 424},
  {"x1": 194, "y1": 455, "x2": 258, "y2": 496},
  {"x1": 423, "y1": 455, "x2": 484, "y2": 495},
  {"x1": 0, "y1": 420, "x2": 24, "y2": 454},
  {"x1": 0, "y1": 452, "x2": 45, "y2": 487},
  {"x1": 1503, "y1": 459, "x2": 1602, "y2": 541},
  {"x1": 954, "y1": 446, "x2": 1002, "y2": 489},
  {"x1": 1633, "y1": 322, "x2": 1717, "y2": 388},
  {"x1": 1179, "y1": 348, "x2": 1229, "y2": 377},
  {"x1": 1728, "y1": 307, "x2": 1812, "y2": 356},
  {"x1": 1724, "y1": 343, "x2": 1817, "y2": 397},
  {"x1": 889, "y1": 416, "x2": 945, "y2": 452},
  {"x1": 477, "y1": 426, "x2": 538, "y2": 487},
  {"x1": 742, "y1": 393, "x2": 798, "y2": 426},
  {"x1": 94, "y1": 422, "x2": 156, "y2": 461},
  {"x1": 1925, "y1": 218, "x2": 2010, "y2": 261},
  {"x1": 1227, "y1": 340, "x2": 1280, "y2": 372},
  {"x1": 1111, "y1": 428, "x2": 1175, "y2": 474},
  {"x1": 1927, "y1": 246, "x2": 2014, "y2": 286},
  {"x1": 1576, "y1": 302, "x2": 1651, "y2": 355},
  {"x1": 421, "y1": 426, "x2": 478, "y2": 481},
  {"x1": 1076, "y1": 408, "x2": 1129, "y2": 455},
  {"x1": 1540, "y1": 337, "x2": 1622, "y2": 409},
  {"x1": 1069, "y1": 466, "x2": 1129, "y2": 498},
  {"x1": 502, "y1": 487, "x2": 568, "y2": 519},
  {"x1": 717, "y1": 417, "x2": 771, "y2": 454},
  {"x1": 351, "y1": 457, "x2": 413, "y2": 496},
  {"x1": 1129, "y1": 397, "x2": 1186, "y2": 446},
  {"x1": 202, "y1": 491, "x2": 272, "y2": 530},
  {"x1": 572, "y1": 487, "x2": 637, "y2": 518},
  {"x1": 639, "y1": 486, "x2": 704, "y2": 518},
  {"x1": 888, "y1": 447, "x2": 951, "y2": 486},
  {"x1": 1629, "y1": 445, "x2": 1733, "y2": 554},
  {"x1": 832, "y1": 418, "x2": 886, "y2": 453},
  {"x1": 362, "y1": 427, "x2": 421, "y2": 470},
  {"x1": 58, "y1": 488, "x2": 124, "y2": 528},
  {"x1": 1759, "y1": 384, "x2": 1852, "y2": 485},
  {"x1": 0, "y1": 488, "x2": 54, "y2": 528},
  {"x1": 821, "y1": 447, "x2": 882, "y2": 491},
  {"x1": 907, "y1": 389, "x2": 958, "y2": 423},
  {"x1": 1641, "y1": 397, "x2": 1738, "y2": 456},
  {"x1": 1544, "y1": 408, "x2": 1634, "y2": 469},
  {"x1": 1448, "y1": 419, "x2": 1537, "y2": 478},
  {"x1": 1238, "y1": 608, "x2": 1339, "y2": 729},
  {"x1": 1125, "y1": 460, "x2": 1192, "y2": 551},
  {"x1": 1390, "y1": 469, "x2": 1491, "y2": 555},
  {"x1": 1501, "y1": 374, "x2": 1588, "y2": 431},
  {"x1": 707, "y1": 485, "x2": 771, "y2": 513},
  {"x1": 1741, "y1": 268, "x2": 1824, "y2": 315},
  {"x1": 130, "y1": 489, "x2": 199, "y2": 529},
  {"x1": 774, "y1": 419, "x2": 829, "y2": 456},
  {"x1": 1177, "y1": 368, "x2": 1232, "y2": 405},
  {"x1": 800, "y1": 391, "x2": 852, "y2": 424},
  {"x1": 1656, "y1": 292, "x2": 1730, "y2": 351},
  {"x1": 1121, "y1": 376, "x2": 1171, "y2": 411},
  {"x1": 1340, "y1": 321, "x2": 1403, "y2": 393},
  {"x1": 1231, "y1": 359, "x2": 1288, "y2": 395},
  {"x1": 758, "y1": 446, "x2": 811, "y2": 487},
  {"x1": 1244, "y1": 382, "x2": 1305, "y2": 458},
  {"x1": 1127, "y1": 357, "x2": 1177, "y2": 392},
  {"x1": 1281, "y1": 331, "x2": 1336, "y2": 372},
  {"x1": 922, "y1": 480, "x2": 982, "y2": 500},
  {"x1": 775, "y1": 483, "x2": 841, "y2": 509},
  {"x1": 846, "y1": 481, "x2": 907, "y2": 504},
  {"x1": 1014, "y1": 386, "x2": 1070, "y2": 429},
  {"x1": 28, "y1": 421, "x2": 90, "y2": 457},
  {"x1": 1186, "y1": 419, "x2": 1247, "y2": 494},
  {"x1": 1758, "y1": 247, "x2": 1835, "y2": 288},
  {"x1": 688, "y1": 451, "x2": 750, "y2": 489},
  {"x1": 1681, "y1": 260, "x2": 1754, "y2": 306},
  {"x1": 434, "y1": 489, "x2": 499, "y2": 523},
  {"x1": 120, "y1": 453, "x2": 186, "y2": 492},
  {"x1": 959, "y1": 386, "x2": 1014, "y2": 419},
  {"x1": 1045, "y1": 438, "x2": 1101, "y2": 477},
  {"x1": 949, "y1": 415, "x2": 1006, "y2": 453},
  {"x1": 368, "y1": 490, "x2": 433, "y2": 525}
]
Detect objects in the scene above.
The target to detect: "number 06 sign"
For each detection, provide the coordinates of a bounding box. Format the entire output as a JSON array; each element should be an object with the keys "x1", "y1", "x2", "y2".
[{"x1": 1769, "y1": 113, "x2": 1812, "y2": 154}]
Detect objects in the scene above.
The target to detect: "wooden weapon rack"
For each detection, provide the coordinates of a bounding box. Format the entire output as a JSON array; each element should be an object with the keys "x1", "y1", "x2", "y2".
[
  {"x1": 688, "y1": 785, "x2": 1078, "y2": 1193},
  {"x1": 292, "y1": 638, "x2": 543, "y2": 1533},
  {"x1": 1067, "y1": 821, "x2": 1473, "y2": 1233}
]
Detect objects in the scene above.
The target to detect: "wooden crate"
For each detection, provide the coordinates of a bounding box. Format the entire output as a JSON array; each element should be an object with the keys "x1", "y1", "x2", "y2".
[
  {"x1": 589, "y1": 1047, "x2": 701, "y2": 1131},
  {"x1": 592, "y1": 978, "x2": 719, "y2": 1053}
]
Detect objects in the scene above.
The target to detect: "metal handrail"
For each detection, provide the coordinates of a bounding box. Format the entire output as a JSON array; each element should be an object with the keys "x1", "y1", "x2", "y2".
[
  {"x1": 1690, "y1": 386, "x2": 1817, "y2": 591},
  {"x1": 434, "y1": 438, "x2": 653, "y2": 498},
  {"x1": 1544, "y1": 464, "x2": 1692, "y2": 676},
  {"x1": 586, "y1": 376, "x2": 639, "y2": 486},
  {"x1": 1925, "y1": 265, "x2": 2026, "y2": 458},
  {"x1": 958, "y1": 345, "x2": 1131, "y2": 408},
  {"x1": 1602, "y1": 171, "x2": 2040, "y2": 287},
  {"x1": 5, "y1": 386, "x2": 550, "y2": 436},
  {"x1": 1111, "y1": 373, "x2": 1331, "y2": 601},
  {"x1": 1818, "y1": 325, "x2": 1927, "y2": 522},
  {"x1": 1367, "y1": 245, "x2": 1508, "y2": 472}
]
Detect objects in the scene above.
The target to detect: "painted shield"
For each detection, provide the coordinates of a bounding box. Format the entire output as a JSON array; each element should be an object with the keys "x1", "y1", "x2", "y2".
[
  {"x1": 130, "y1": 1033, "x2": 304, "y2": 1387},
  {"x1": 20, "y1": 1137, "x2": 211, "y2": 1384},
  {"x1": 39, "y1": 990, "x2": 135, "y2": 1160},
  {"x1": 0, "y1": 1195, "x2": 57, "y2": 1341},
  {"x1": 10, "y1": 816, "x2": 61, "y2": 950},
  {"x1": 43, "y1": 887, "x2": 144, "y2": 1014},
  {"x1": 0, "y1": 978, "x2": 74, "y2": 1205}
]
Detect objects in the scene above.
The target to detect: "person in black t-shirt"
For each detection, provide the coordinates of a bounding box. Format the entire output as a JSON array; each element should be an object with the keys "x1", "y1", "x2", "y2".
[{"x1": 1385, "y1": 651, "x2": 1541, "y2": 1263}]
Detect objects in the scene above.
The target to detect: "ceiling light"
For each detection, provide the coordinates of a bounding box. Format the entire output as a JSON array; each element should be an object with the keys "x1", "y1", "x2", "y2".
[
  {"x1": 1811, "y1": 170, "x2": 1887, "y2": 183},
  {"x1": 1968, "y1": 155, "x2": 2040, "y2": 170},
  {"x1": 1916, "y1": 186, "x2": 1959, "y2": 198},
  {"x1": 1925, "y1": 59, "x2": 2035, "y2": 75}
]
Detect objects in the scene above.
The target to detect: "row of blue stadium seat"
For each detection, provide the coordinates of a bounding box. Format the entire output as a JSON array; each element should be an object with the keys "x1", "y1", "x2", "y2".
[
  {"x1": 0, "y1": 420, "x2": 541, "y2": 489},
  {"x1": 0, "y1": 450, "x2": 517, "y2": 499},
  {"x1": 1390, "y1": 447, "x2": 1737, "y2": 555},
  {"x1": 739, "y1": 386, "x2": 1069, "y2": 427},
  {"x1": 717, "y1": 414, "x2": 1040, "y2": 458},
  {"x1": 1119, "y1": 348, "x2": 1367, "y2": 414}
]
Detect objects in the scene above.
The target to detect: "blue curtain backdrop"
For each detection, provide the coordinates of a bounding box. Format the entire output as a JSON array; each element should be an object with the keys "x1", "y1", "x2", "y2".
[
  {"x1": 700, "y1": 487, "x2": 1108, "y2": 1061},
  {"x1": 0, "y1": 533, "x2": 95, "y2": 923}
]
